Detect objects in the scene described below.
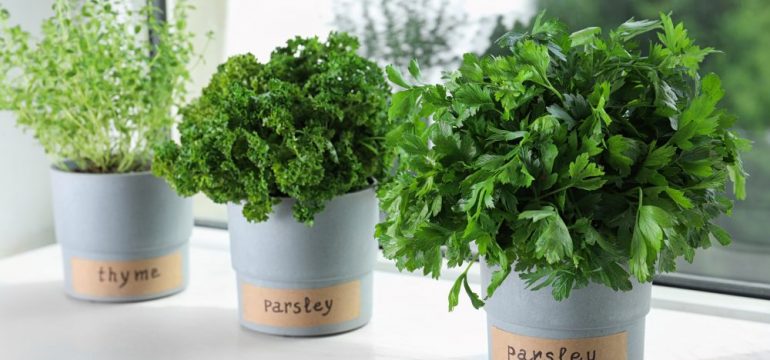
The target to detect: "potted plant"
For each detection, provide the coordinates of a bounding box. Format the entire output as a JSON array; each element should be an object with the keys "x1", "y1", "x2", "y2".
[
  {"x1": 153, "y1": 32, "x2": 392, "y2": 336},
  {"x1": 0, "y1": 0, "x2": 197, "y2": 302},
  {"x1": 377, "y1": 13, "x2": 748, "y2": 359}
]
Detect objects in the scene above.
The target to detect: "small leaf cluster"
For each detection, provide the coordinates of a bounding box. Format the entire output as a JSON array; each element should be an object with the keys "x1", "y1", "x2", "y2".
[
  {"x1": 376, "y1": 13, "x2": 749, "y2": 307},
  {"x1": 154, "y1": 33, "x2": 392, "y2": 224},
  {"x1": 0, "y1": 0, "x2": 196, "y2": 173}
]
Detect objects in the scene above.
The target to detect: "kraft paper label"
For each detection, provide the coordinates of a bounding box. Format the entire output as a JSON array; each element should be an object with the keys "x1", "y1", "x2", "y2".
[
  {"x1": 71, "y1": 250, "x2": 183, "y2": 298},
  {"x1": 491, "y1": 326, "x2": 627, "y2": 360},
  {"x1": 241, "y1": 279, "x2": 361, "y2": 328}
]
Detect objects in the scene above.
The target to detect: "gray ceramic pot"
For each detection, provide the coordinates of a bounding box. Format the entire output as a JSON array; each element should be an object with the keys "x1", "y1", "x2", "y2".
[
  {"x1": 481, "y1": 259, "x2": 652, "y2": 360},
  {"x1": 51, "y1": 168, "x2": 193, "y2": 302},
  {"x1": 227, "y1": 187, "x2": 379, "y2": 336}
]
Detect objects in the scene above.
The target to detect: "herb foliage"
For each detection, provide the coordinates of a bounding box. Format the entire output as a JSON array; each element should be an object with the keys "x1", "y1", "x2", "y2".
[
  {"x1": 0, "y1": 0, "x2": 196, "y2": 173},
  {"x1": 154, "y1": 33, "x2": 392, "y2": 224},
  {"x1": 377, "y1": 13, "x2": 749, "y2": 307}
]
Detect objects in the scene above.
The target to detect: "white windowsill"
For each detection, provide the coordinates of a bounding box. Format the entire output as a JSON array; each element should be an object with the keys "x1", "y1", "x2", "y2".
[{"x1": 1, "y1": 226, "x2": 769, "y2": 360}]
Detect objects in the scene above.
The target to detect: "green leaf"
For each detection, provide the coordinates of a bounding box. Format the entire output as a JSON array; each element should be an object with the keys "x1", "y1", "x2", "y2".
[
  {"x1": 524, "y1": 207, "x2": 574, "y2": 264},
  {"x1": 579, "y1": 137, "x2": 604, "y2": 157},
  {"x1": 459, "y1": 53, "x2": 483, "y2": 82},
  {"x1": 570, "y1": 26, "x2": 601, "y2": 47},
  {"x1": 607, "y1": 135, "x2": 643, "y2": 176},
  {"x1": 568, "y1": 153, "x2": 606, "y2": 190},
  {"x1": 614, "y1": 18, "x2": 661, "y2": 41},
  {"x1": 709, "y1": 224, "x2": 732, "y2": 246},
  {"x1": 643, "y1": 145, "x2": 676, "y2": 169},
  {"x1": 430, "y1": 196, "x2": 443, "y2": 216},
  {"x1": 485, "y1": 268, "x2": 510, "y2": 300},
  {"x1": 594, "y1": 262, "x2": 633, "y2": 292},
  {"x1": 496, "y1": 157, "x2": 535, "y2": 188},
  {"x1": 652, "y1": 75, "x2": 678, "y2": 118},
  {"x1": 664, "y1": 187, "x2": 693, "y2": 209},
  {"x1": 389, "y1": 89, "x2": 420, "y2": 120},
  {"x1": 530, "y1": 114, "x2": 561, "y2": 135},
  {"x1": 546, "y1": 104, "x2": 575, "y2": 129},
  {"x1": 589, "y1": 82, "x2": 612, "y2": 125},
  {"x1": 550, "y1": 272, "x2": 577, "y2": 301},
  {"x1": 681, "y1": 45, "x2": 718, "y2": 75},
  {"x1": 680, "y1": 159, "x2": 713, "y2": 178},
  {"x1": 462, "y1": 179, "x2": 495, "y2": 214},
  {"x1": 399, "y1": 133, "x2": 428, "y2": 156},
  {"x1": 386, "y1": 64, "x2": 411, "y2": 89},
  {"x1": 408, "y1": 59, "x2": 422, "y2": 81},
  {"x1": 531, "y1": 10, "x2": 564, "y2": 37},
  {"x1": 487, "y1": 127, "x2": 527, "y2": 142},
  {"x1": 448, "y1": 273, "x2": 464, "y2": 311},
  {"x1": 630, "y1": 223, "x2": 650, "y2": 282},
  {"x1": 453, "y1": 83, "x2": 493, "y2": 107},
  {"x1": 629, "y1": 189, "x2": 673, "y2": 282},
  {"x1": 463, "y1": 274, "x2": 485, "y2": 309},
  {"x1": 638, "y1": 205, "x2": 672, "y2": 252},
  {"x1": 671, "y1": 73, "x2": 724, "y2": 149},
  {"x1": 659, "y1": 13, "x2": 688, "y2": 52},
  {"x1": 518, "y1": 208, "x2": 555, "y2": 222},
  {"x1": 518, "y1": 40, "x2": 551, "y2": 77},
  {"x1": 586, "y1": 227, "x2": 605, "y2": 247},
  {"x1": 727, "y1": 161, "x2": 747, "y2": 200},
  {"x1": 540, "y1": 143, "x2": 559, "y2": 174},
  {"x1": 589, "y1": 81, "x2": 610, "y2": 107}
]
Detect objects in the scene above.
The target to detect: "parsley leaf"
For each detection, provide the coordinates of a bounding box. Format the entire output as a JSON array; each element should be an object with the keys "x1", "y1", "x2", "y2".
[{"x1": 520, "y1": 206, "x2": 574, "y2": 264}]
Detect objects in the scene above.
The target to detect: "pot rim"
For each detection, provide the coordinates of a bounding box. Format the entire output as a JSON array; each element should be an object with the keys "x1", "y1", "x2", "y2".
[
  {"x1": 228, "y1": 180, "x2": 378, "y2": 206},
  {"x1": 50, "y1": 163, "x2": 153, "y2": 178},
  {"x1": 275, "y1": 181, "x2": 377, "y2": 200}
]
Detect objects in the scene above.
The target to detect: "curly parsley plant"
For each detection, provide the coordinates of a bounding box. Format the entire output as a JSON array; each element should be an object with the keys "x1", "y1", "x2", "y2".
[
  {"x1": 154, "y1": 32, "x2": 392, "y2": 224},
  {"x1": 377, "y1": 13, "x2": 749, "y2": 308},
  {"x1": 0, "y1": 0, "x2": 196, "y2": 173}
]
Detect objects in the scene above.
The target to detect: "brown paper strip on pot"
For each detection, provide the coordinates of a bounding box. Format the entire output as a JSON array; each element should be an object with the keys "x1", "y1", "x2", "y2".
[
  {"x1": 241, "y1": 280, "x2": 361, "y2": 328},
  {"x1": 491, "y1": 326, "x2": 627, "y2": 360},
  {"x1": 71, "y1": 250, "x2": 183, "y2": 298}
]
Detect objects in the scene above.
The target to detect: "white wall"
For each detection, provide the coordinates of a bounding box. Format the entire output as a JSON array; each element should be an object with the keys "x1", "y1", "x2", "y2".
[
  {"x1": 0, "y1": 0, "x2": 57, "y2": 258},
  {"x1": 0, "y1": 117, "x2": 55, "y2": 258}
]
